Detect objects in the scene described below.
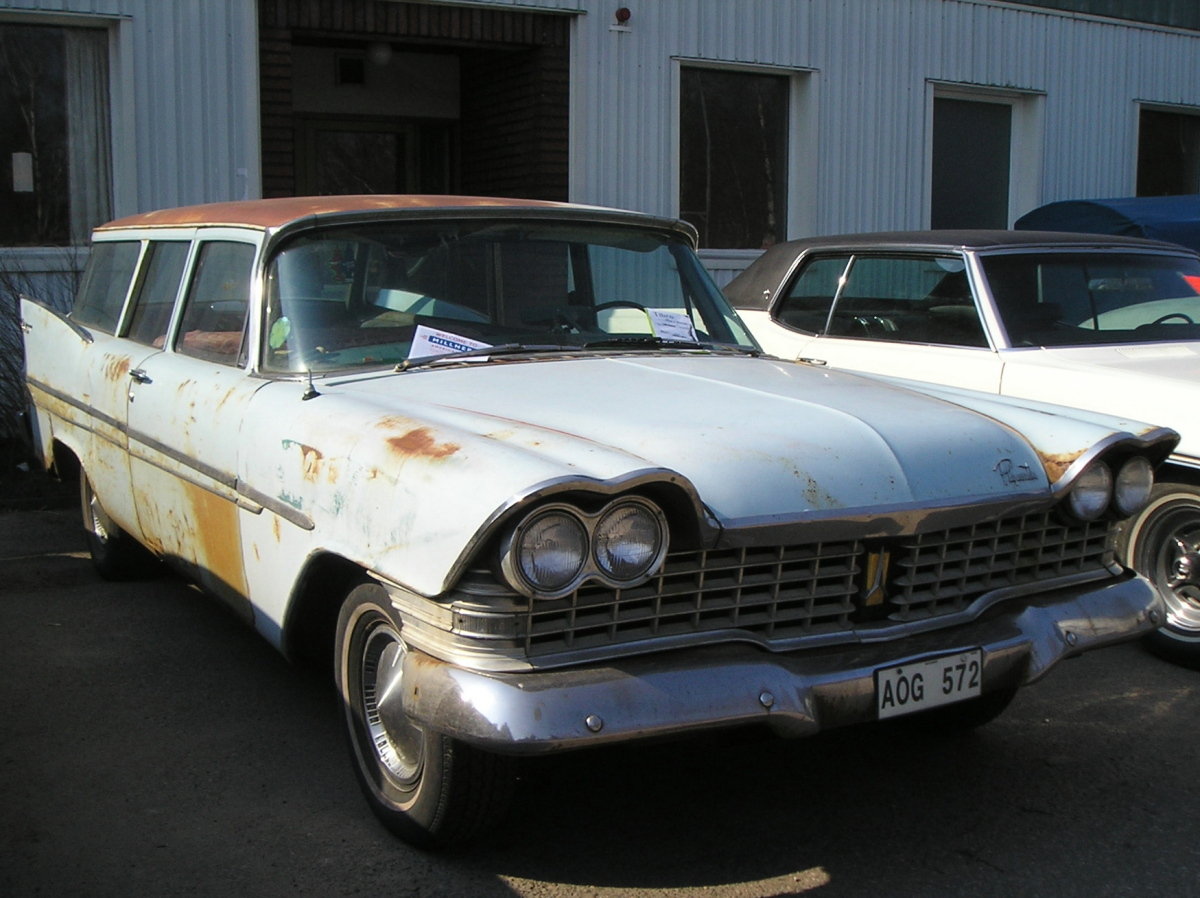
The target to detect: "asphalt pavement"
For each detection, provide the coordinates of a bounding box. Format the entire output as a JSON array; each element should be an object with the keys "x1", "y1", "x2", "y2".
[{"x1": 2, "y1": 507, "x2": 1198, "y2": 898}]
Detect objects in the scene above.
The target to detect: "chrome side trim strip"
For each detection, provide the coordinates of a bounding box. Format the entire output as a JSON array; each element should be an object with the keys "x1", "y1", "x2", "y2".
[{"x1": 28, "y1": 375, "x2": 313, "y2": 531}]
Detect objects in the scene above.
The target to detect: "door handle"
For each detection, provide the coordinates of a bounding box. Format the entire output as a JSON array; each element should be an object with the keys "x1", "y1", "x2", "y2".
[
  {"x1": 129, "y1": 368, "x2": 153, "y2": 384},
  {"x1": 797, "y1": 357, "x2": 827, "y2": 366}
]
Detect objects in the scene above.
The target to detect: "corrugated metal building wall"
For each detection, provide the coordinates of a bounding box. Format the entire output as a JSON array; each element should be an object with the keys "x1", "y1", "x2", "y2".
[
  {"x1": 3, "y1": 0, "x2": 1200, "y2": 248},
  {"x1": 565, "y1": 0, "x2": 1200, "y2": 234},
  {"x1": 0, "y1": 0, "x2": 259, "y2": 218}
]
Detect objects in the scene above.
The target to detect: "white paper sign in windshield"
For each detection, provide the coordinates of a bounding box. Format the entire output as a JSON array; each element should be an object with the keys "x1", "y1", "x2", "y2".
[
  {"x1": 648, "y1": 309, "x2": 699, "y2": 343},
  {"x1": 409, "y1": 324, "x2": 492, "y2": 359}
]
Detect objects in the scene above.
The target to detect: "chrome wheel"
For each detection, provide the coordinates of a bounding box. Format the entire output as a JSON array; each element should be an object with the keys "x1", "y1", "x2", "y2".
[
  {"x1": 1121, "y1": 482, "x2": 1200, "y2": 669},
  {"x1": 335, "y1": 583, "x2": 516, "y2": 847},
  {"x1": 357, "y1": 613, "x2": 424, "y2": 791}
]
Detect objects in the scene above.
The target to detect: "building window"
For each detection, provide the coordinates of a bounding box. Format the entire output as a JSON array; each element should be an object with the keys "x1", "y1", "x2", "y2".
[
  {"x1": 1138, "y1": 108, "x2": 1200, "y2": 196},
  {"x1": 679, "y1": 67, "x2": 789, "y2": 250},
  {"x1": 0, "y1": 22, "x2": 111, "y2": 246},
  {"x1": 931, "y1": 97, "x2": 1012, "y2": 229}
]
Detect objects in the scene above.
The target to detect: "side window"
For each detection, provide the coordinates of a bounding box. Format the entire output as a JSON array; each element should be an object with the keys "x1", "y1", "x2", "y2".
[
  {"x1": 125, "y1": 241, "x2": 190, "y2": 348},
  {"x1": 176, "y1": 242, "x2": 255, "y2": 366},
  {"x1": 774, "y1": 256, "x2": 850, "y2": 333},
  {"x1": 813, "y1": 254, "x2": 987, "y2": 348},
  {"x1": 72, "y1": 241, "x2": 141, "y2": 334}
]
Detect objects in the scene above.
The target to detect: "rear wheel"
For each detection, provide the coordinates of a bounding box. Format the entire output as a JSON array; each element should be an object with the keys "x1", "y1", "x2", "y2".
[
  {"x1": 80, "y1": 470, "x2": 158, "y2": 580},
  {"x1": 334, "y1": 582, "x2": 516, "y2": 848},
  {"x1": 1119, "y1": 482, "x2": 1200, "y2": 669}
]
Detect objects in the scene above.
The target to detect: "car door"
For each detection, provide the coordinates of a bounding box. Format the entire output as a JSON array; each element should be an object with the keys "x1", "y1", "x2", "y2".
[
  {"x1": 763, "y1": 252, "x2": 1005, "y2": 393},
  {"x1": 125, "y1": 234, "x2": 264, "y2": 611}
]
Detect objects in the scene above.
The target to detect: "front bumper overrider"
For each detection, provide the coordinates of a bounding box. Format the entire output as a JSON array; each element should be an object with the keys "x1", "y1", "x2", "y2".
[{"x1": 386, "y1": 573, "x2": 1163, "y2": 754}]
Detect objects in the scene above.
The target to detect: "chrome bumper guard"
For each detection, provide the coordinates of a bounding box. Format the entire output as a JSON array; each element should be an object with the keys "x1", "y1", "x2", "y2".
[{"x1": 393, "y1": 574, "x2": 1163, "y2": 754}]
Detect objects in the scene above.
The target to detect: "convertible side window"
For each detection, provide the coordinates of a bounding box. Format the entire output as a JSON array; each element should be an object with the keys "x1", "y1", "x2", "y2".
[
  {"x1": 782, "y1": 254, "x2": 988, "y2": 347},
  {"x1": 774, "y1": 255, "x2": 849, "y2": 333},
  {"x1": 176, "y1": 241, "x2": 256, "y2": 365},
  {"x1": 72, "y1": 241, "x2": 141, "y2": 334}
]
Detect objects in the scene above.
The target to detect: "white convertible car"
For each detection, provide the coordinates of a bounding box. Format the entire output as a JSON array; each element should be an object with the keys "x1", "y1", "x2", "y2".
[
  {"x1": 21, "y1": 200, "x2": 1177, "y2": 847},
  {"x1": 726, "y1": 229, "x2": 1200, "y2": 668}
]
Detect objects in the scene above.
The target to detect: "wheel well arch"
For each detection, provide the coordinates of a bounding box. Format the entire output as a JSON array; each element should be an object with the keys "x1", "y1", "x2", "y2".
[
  {"x1": 48, "y1": 438, "x2": 81, "y2": 482},
  {"x1": 281, "y1": 552, "x2": 371, "y2": 672},
  {"x1": 1157, "y1": 461, "x2": 1200, "y2": 490}
]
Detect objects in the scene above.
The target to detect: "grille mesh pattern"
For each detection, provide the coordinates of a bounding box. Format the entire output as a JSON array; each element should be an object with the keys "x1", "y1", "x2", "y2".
[{"x1": 456, "y1": 512, "x2": 1116, "y2": 658}]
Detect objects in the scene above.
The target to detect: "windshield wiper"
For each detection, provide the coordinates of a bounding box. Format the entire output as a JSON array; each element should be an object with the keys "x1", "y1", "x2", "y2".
[
  {"x1": 395, "y1": 343, "x2": 581, "y2": 372},
  {"x1": 582, "y1": 335, "x2": 761, "y2": 355}
]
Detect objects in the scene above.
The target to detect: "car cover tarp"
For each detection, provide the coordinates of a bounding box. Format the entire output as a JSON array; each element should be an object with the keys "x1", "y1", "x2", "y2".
[{"x1": 1014, "y1": 195, "x2": 1200, "y2": 251}]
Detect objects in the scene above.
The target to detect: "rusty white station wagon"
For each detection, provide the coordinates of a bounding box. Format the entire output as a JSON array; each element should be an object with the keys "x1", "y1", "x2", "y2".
[{"x1": 20, "y1": 197, "x2": 1178, "y2": 847}]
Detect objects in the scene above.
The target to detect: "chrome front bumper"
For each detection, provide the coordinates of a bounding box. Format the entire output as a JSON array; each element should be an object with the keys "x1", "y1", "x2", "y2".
[{"x1": 391, "y1": 574, "x2": 1163, "y2": 755}]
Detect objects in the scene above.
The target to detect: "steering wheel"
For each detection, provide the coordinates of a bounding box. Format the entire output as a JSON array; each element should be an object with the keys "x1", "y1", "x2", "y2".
[
  {"x1": 594, "y1": 300, "x2": 649, "y2": 312},
  {"x1": 1150, "y1": 312, "x2": 1195, "y2": 325}
]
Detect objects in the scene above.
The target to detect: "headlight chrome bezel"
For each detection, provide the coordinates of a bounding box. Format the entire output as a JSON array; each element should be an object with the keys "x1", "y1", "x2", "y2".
[
  {"x1": 1062, "y1": 454, "x2": 1157, "y2": 522},
  {"x1": 500, "y1": 497, "x2": 669, "y2": 599}
]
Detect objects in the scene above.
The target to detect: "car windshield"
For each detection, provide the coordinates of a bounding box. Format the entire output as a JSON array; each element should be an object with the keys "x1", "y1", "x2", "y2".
[
  {"x1": 981, "y1": 250, "x2": 1200, "y2": 347},
  {"x1": 261, "y1": 219, "x2": 757, "y2": 373}
]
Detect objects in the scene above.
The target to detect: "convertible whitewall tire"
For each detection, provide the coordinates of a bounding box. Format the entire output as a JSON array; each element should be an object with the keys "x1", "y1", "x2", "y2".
[{"x1": 1120, "y1": 482, "x2": 1200, "y2": 670}]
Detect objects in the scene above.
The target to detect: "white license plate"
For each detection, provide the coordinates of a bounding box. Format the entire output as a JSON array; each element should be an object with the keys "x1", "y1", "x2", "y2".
[{"x1": 876, "y1": 650, "x2": 983, "y2": 720}]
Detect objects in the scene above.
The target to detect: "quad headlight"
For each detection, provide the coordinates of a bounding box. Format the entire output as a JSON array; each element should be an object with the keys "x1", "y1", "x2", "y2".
[
  {"x1": 1063, "y1": 455, "x2": 1156, "y2": 522},
  {"x1": 1113, "y1": 455, "x2": 1155, "y2": 517},
  {"x1": 501, "y1": 497, "x2": 669, "y2": 598},
  {"x1": 1066, "y1": 461, "x2": 1113, "y2": 521}
]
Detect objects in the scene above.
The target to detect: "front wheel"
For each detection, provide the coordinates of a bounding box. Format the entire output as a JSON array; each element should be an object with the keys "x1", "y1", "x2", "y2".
[
  {"x1": 334, "y1": 583, "x2": 516, "y2": 848},
  {"x1": 1119, "y1": 482, "x2": 1200, "y2": 669}
]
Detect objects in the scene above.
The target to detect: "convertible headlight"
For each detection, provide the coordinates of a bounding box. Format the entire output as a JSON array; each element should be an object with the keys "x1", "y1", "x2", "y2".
[
  {"x1": 500, "y1": 497, "x2": 669, "y2": 598},
  {"x1": 1113, "y1": 456, "x2": 1155, "y2": 517},
  {"x1": 511, "y1": 509, "x2": 588, "y2": 593},
  {"x1": 1066, "y1": 461, "x2": 1113, "y2": 521},
  {"x1": 594, "y1": 500, "x2": 667, "y2": 583}
]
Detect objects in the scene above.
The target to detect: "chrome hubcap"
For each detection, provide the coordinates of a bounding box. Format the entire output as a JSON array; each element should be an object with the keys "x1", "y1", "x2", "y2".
[
  {"x1": 1157, "y1": 525, "x2": 1200, "y2": 633},
  {"x1": 360, "y1": 623, "x2": 424, "y2": 787}
]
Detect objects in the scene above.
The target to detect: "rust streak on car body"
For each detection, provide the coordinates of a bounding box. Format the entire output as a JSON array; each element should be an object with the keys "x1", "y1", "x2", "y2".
[
  {"x1": 300, "y1": 445, "x2": 324, "y2": 480},
  {"x1": 387, "y1": 427, "x2": 460, "y2": 460},
  {"x1": 103, "y1": 354, "x2": 131, "y2": 381}
]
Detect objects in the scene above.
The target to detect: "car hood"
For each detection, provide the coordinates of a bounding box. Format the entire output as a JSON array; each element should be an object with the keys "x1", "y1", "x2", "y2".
[
  {"x1": 336, "y1": 354, "x2": 1067, "y2": 510},
  {"x1": 999, "y1": 342, "x2": 1200, "y2": 461}
]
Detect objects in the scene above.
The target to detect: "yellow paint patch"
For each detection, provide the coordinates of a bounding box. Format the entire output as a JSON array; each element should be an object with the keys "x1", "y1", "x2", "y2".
[{"x1": 183, "y1": 481, "x2": 248, "y2": 598}]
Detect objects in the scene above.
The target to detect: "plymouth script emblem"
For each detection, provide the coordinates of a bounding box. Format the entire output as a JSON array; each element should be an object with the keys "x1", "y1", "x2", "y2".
[{"x1": 995, "y1": 458, "x2": 1038, "y2": 486}]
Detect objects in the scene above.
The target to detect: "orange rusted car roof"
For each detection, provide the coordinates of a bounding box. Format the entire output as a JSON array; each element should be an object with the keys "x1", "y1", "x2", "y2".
[{"x1": 95, "y1": 195, "x2": 582, "y2": 232}]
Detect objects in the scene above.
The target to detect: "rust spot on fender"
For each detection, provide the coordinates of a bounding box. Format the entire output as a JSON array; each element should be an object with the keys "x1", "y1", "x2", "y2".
[
  {"x1": 300, "y1": 445, "x2": 324, "y2": 480},
  {"x1": 386, "y1": 427, "x2": 460, "y2": 460},
  {"x1": 1039, "y1": 449, "x2": 1086, "y2": 484}
]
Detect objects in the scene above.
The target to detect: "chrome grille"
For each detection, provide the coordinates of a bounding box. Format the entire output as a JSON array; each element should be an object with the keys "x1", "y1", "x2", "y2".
[
  {"x1": 889, "y1": 511, "x2": 1114, "y2": 620},
  {"x1": 450, "y1": 511, "x2": 1117, "y2": 659}
]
